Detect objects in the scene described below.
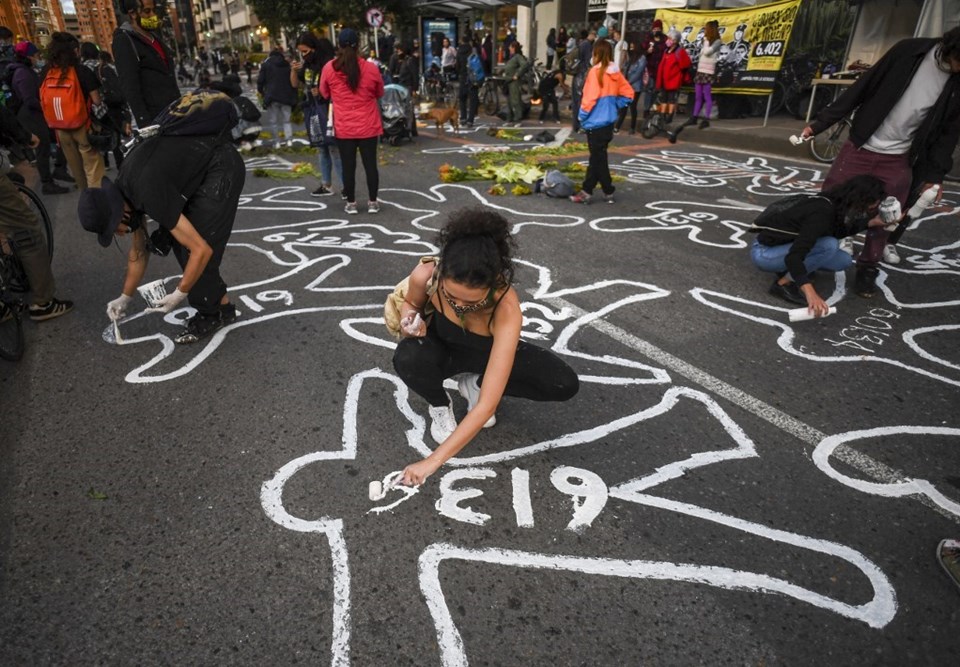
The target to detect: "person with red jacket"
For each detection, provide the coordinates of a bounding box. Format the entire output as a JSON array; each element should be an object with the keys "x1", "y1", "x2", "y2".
[
  {"x1": 319, "y1": 28, "x2": 385, "y2": 215},
  {"x1": 654, "y1": 29, "x2": 691, "y2": 127}
]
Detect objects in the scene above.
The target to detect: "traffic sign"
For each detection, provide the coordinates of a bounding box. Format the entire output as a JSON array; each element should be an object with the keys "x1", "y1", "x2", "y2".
[{"x1": 366, "y1": 8, "x2": 384, "y2": 28}]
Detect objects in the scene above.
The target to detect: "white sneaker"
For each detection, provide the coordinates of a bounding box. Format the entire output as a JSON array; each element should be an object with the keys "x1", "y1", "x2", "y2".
[
  {"x1": 428, "y1": 403, "x2": 458, "y2": 444},
  {"x1": 839, "y1": 237, "x2": 855, "y2": 256},
  {"x1": 457, "y1": 374, "x2": 496, "y2": 428},
  {"x1": 882, "y1": 244, "x2": 901, "y2": 264}
]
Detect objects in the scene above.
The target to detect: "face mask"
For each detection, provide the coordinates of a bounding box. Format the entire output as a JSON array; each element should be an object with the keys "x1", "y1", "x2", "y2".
[
  {"x1": 140, "y1": 15, "x2": 161, "y2": 31},
  {"x1": 33, "y1": 58, "x2": 45, "y2": 69}
]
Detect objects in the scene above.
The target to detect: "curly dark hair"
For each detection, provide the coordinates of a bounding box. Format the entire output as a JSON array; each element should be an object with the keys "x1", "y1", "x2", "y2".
[
  {"x1": 437, "y1": 208, "x2": 517, "y2": 289},
  {"x1": 48, "y1": 32, "x2": 80, "y2": 71},
  {"x1": 940, "y1": 26, "x2": 960, "y2": 62},
  {"x1": 822, "y1": 174, "x2": 885, "y2": 221}
]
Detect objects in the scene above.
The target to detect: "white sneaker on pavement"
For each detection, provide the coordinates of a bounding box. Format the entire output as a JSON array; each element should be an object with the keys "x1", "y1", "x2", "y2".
[
  {"x1": 457, "y1": 374, "x2": 496, "y2": 428},
  {"x1": 839, "y1": 236, "x2": 855, "y2": 256},
  {"x1": 882, "y1": 243, "x2": 901, "y2": 264},
  {"x1": 428, "y1": 403, "x2": 458, "y2": 444}
]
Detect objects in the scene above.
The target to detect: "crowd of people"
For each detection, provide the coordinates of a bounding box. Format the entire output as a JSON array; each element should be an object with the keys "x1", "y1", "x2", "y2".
[{"x1": 0, "y1": 8, "x2": 958, "y2": 587}]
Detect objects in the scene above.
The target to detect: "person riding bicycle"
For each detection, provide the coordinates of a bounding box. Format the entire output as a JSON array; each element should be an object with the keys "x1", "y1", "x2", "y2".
[
  {"x1": 76, "y1": 91, "x2": 245, "y2": 344},
  {"x1": 0, "y1": 105, "x2": 74, "y2": 321}
]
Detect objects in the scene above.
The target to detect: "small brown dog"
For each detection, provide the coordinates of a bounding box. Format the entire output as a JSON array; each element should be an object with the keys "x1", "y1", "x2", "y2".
[{"x1": 420, "y1": 106, "x2": 460, "y2": 135}]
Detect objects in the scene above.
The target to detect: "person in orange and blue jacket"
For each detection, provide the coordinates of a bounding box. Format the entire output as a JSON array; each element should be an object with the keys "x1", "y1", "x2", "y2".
[{"x1": 570, "y1": 39, "x2": 634, "y2": 204}]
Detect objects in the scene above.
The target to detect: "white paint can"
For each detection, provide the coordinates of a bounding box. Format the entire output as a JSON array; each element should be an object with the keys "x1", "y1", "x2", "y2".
[
  {"x1": 788, "y1": 306, "x2": 837, "y2": 322},
  {"x1": 137, "y1": 279, "x2": 167, "y2": 308}
]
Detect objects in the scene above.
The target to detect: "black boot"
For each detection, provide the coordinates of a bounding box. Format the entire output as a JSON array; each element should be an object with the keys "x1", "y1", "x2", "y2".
[
  {"x1": 854, "y1": 266, "x2": 879, "y2": 298},
  {"x1": 682, "y1": 116, "x2": 698, "y2": 127}
]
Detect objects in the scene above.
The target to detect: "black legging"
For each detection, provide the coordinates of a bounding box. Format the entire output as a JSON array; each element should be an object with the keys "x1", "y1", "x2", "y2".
[
  {"x1": 582, "y1": 123, "x2": 614, "y2": 196},
  {"x1": 616, "y1": 91, "x2": 642, "y2": 132},
  {"x1": 336, "y1": 136, "x2": 379, "y2": 203},
  {"x1": 393, "y1": 320, "x2": 580, "y2": 407}
]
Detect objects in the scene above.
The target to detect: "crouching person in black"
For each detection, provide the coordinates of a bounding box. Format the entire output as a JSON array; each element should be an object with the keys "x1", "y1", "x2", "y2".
[
  {"x1": 77, "y1": 92, "x2": 245, "y2": 344},
  {"x1": 749, "y1": 175, "x2": 886, "y2": 317}
]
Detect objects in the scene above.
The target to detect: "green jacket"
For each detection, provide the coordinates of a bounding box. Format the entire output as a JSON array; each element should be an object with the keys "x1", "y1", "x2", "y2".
[{"x1": 503, "y1": 54, "x2": 528, "y2": 81}]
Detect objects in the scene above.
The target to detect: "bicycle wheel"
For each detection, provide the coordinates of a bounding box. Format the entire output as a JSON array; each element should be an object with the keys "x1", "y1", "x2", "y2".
[
  {"x1": 15, "y1": 182, "x2": 53, "y2": 260},
  {"x1": 783, "y1": 82, "x2": 806, "y2": 118},
  {"x1": 0, "y1": 300, "x2": 24, "y2": 361},
  {"x1": 482, "y1": 85, "x2": 498, "y2": 115},
  {"x1": 810, "y1": 121, "x2": 849, "y2": 163}
]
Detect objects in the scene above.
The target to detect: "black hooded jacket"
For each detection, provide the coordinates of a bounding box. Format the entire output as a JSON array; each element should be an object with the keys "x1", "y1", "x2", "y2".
[
  {"x1": 112, "y1": 22, "x2": 180, "y2": 127},
  {"x1": 811, "y1": 38, "x2": 960, "y2": 186}
]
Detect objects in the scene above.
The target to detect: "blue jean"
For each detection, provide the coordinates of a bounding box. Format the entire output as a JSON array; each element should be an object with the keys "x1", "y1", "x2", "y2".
[
  {"x1": 265, "y1": 102, "x2": 293, "y2": 144},
  {"x1": 318, "y1": 143, "x2": 343, "y2": 188},
  {"x1": 642, "y1": 77, "x2": 657, "y2": 113},
  {"x1": 750, "y1": 237, "x2": 852, "y2": 280}
]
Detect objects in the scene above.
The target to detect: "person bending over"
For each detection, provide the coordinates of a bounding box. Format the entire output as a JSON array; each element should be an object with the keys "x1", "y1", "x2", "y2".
[
  {"x1": 394, "y1": 208, "x2": 580, "y2": 486},
  {"x1": 77, "y1": 91, "x2": 245, "y2": 344},
  {"x1": 750, "y1": 175, "x2": 886, "y2": 317}
]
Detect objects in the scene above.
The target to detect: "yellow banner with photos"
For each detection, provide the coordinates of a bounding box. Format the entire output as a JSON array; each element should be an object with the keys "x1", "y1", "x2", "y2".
[{"x1": 656, "y1": 0, "x2": 803, "y2": 94}]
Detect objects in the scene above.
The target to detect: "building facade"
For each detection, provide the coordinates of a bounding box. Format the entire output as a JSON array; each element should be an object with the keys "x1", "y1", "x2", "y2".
[
  {"x1": 65, "y1": 0, "x2": 118, "y2": 49},
  {"x1": 0, "y1": 0, "x2": 33, "y2": 42}
]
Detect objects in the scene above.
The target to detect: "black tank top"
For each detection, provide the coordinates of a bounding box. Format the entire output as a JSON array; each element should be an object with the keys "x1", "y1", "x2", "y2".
[{"x1": 430, "y1": 286, "x2": 507, "y2": 352}]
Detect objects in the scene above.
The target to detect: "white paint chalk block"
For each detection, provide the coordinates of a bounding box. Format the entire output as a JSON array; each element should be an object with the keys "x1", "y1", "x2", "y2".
[
  {"x1": 368, "y1": 481, "x2": 384, "y2": 501},
  {"x1": 788, "y1": 306, "x2": 837, "y2": 322}
]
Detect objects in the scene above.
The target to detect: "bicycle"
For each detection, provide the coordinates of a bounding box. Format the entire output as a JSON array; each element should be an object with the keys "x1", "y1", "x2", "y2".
[
  {"x1": 0, "y1": 174, "x2": 54, "y2": 361},
  {"x1": 768, "y1": 55, "x2": 836, "y2": 119},
  {"x1": 480, "y1": 76, "x2": 503, "y2": 116},
  {"x1": 809, "y1": 113, "x2": 852, "y2": 163}
]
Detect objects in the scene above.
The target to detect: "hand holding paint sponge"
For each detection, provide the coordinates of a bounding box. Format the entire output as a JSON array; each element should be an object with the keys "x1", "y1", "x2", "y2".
[
  {"x1": 369, "y1": 470, "x2": 415, "y2": 501},
  {"x1": 789, "y1": 134, "x2": 812, "y2": 146},
  {"x1": 400, "y1": 312, "x2": 424, "y2": 337}
]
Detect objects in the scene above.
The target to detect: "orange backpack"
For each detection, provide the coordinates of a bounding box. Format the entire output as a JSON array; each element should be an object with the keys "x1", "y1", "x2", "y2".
[{"x1": 40, "y1": 67, "x2": 90, "y2": 130}]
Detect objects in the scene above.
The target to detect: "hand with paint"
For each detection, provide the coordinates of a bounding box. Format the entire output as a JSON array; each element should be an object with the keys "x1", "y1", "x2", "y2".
[
  {"x1": 800, "y1": 284, "x2": 831, "y2": 318},
  {"x1": 401, "y1": 457, "x2": 439, "y2": 486},
  {"x1": 400, "y1": 311, "x2": 425, "y2": 337},
  {"x1": 107, "y1": 293, "x2": 134, "y2": 321},
  {"x1": 145, "y1": 288, "x2": 189, "y2": 314},
  {"x1": 800, "y1": 125, "x2": 814, "y2": 140}
]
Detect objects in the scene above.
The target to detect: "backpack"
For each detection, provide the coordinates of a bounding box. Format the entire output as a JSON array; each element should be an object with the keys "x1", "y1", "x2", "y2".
[
  {"x1": 96, "y1": 63, "x2": 125, "y2": 107},
  {"x1": 151, "y1": 89, "x2": 239, "y2": 137},
  {"x1": 40, "y1": 67, "x2": 90, "y2": 130},
  {"x1": 467, "y1": 53, "x2": 485, "y2": 86},
  {"x1": 1, "y1": 62, "x2": 21, "y2": 114},
  {"x1": 748, "y1": 194, "x2": 827, "y2": 235},
  {"x1": 539, "y1": 170, "x2": 575, "y2": 198}
]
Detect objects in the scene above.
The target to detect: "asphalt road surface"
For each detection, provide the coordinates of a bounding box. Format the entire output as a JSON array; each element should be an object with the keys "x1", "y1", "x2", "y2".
[{"x1": 2, "y1": 122, "x2": 959, "y2": 665}]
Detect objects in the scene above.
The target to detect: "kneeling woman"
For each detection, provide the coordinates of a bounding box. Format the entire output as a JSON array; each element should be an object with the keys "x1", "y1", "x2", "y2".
[
  {"x1": 750, "y1": 175, "x2": 886, "y2": 317},
  {"x1": 394, "y1": 209, "x2": 580, "y2": 486}
]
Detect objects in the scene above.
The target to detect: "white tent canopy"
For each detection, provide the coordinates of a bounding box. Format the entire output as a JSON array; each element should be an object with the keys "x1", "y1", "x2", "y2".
[{"x1": 605, "y1": 0, "x2": 687, "y2": 11}]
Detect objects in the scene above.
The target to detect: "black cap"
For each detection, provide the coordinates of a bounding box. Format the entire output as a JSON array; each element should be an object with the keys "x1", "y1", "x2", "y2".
[{"x1": 78, "y1": 177, "x2": 126, "y2": 247}]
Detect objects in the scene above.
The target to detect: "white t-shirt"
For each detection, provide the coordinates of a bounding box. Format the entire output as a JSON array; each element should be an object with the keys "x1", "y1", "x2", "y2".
[{"x1": 864, "y1": 46, "x2": 951, "y2": 154}]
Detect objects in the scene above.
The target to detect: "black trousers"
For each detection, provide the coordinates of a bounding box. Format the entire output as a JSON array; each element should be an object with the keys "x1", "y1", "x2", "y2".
[
  {"x1": 539, "y1": 92, "x2": 559, "y2": 121},
  {"x1": 336, "y1": 136, "x2": 379, "y2": 203},
  {"x1": 171, "y1": 144, "x2": 246, "y2": 316},
  {"x1": 458, "y1": 82, "x2": 478, "y2": 123},
  {"x1": 17, "y1": 110, "x2": 52, "y2": 182},
  {"x1": 393, "y1": 328, "x2": 580, "y2": 408},
  {"x1": 582, "y1": 123, "x2": 615, "y2": 196},
  {"x1": 616, "y1": 91, "x2": 642, "y2": 131}
]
